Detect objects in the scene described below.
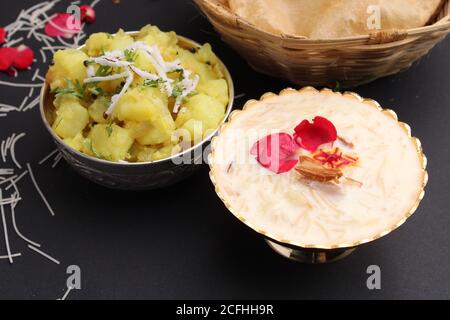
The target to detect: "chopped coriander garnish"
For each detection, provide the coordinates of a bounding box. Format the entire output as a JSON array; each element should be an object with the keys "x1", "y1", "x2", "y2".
[
  {"x1": 87, "y1": 139, "x2": 108, "y2": 160},
  {"x1": 187, "y1": 90, "x2": 198, "y2": 98},
  {"x1": 143, "y1": 78, "x2": 165, "y2": 88},
  {"x1": 95, "y1": 65, "x2": 113, "y2": 77},
  {"x1": 124, "y1": 49, "x2": 138, "y2": 62},
  {"x1": 54, "y1": 117, "x2": 63, "y2": 129},
  {"x1": 106, "y1": 123, "x2": 114, "y2": 137},
  {"x1": 171, "y1": 82, "x2": 184, "y2": 98},
  {"x1": 51, "y1": 79, "x2": 86, "y2": 100},
  {"x1": 88, "y1": 85, "x2": 104, "y2": 97}
]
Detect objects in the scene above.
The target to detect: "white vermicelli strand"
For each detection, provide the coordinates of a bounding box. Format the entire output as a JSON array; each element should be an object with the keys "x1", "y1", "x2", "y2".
[
  {"x1": 0, "y1": 189, "x2": 14, "y2": 264},
  {"x1": 28, "y1": 245, "x2": 60, "y2": 265},
  {"x1": 26, "y1": 163, "x2": 56, "y2": 216}
]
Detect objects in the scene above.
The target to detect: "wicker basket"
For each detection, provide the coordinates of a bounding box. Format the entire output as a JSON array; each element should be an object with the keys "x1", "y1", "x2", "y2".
[{"x1": 195, "y1": 0, "x2": 450, "y2": 88}]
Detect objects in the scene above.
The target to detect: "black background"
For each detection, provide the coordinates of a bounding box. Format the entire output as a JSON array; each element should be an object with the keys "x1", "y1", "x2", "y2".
[{"x1": 0, "y1": 0, "x2": 449, "y2": 300}]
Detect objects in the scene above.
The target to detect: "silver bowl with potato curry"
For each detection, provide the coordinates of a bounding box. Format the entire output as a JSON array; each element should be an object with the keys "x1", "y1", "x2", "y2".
[{"x1": 40, "y1": 25, "x2": 234, "y2": 190}]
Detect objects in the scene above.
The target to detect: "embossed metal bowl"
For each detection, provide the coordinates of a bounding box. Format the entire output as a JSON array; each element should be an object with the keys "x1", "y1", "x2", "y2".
[
  {"x1": 40, "y1": 32, "x2": 234, "y2": 190},
  {"x1": 209, "y1": 87, "x2": 428, "y2": 263}
]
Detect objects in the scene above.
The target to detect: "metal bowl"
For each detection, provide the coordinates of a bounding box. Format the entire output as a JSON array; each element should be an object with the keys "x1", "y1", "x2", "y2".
[
  {"x1": 209, "y1": 87, "x2": 428, "y2": 263},
  {"x1": 39, "y1": 33, "x2": 234, "y2": 190}
]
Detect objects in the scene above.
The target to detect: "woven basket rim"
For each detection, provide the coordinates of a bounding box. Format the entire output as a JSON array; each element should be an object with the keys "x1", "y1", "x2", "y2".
[{"x1": 197, "y1": 0, "x2": 450, "y2": 43}]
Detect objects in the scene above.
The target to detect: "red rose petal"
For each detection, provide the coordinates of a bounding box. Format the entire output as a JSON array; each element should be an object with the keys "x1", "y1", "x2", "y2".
[
  {"x1": 293, "y1": 116, "x2": 337, "y2": 152},
  {"x1": 80, "y1": 5, "x2": 96, "y2": 23},
  {"x1": 0, "y1": 47, "x2": 16, "y2": 71},
  {"x1": 45, "y1": 13, "x2": 81, "y2": 38},
  {"x1": 0, "y1": 27, "x2": 6, "y2": 44},
  {"x1": 12, "y1": 45, "x2": 34, "y2": 70},
  {"x1": 251, "y1": 133, "x2": 299, "y2": 174}
]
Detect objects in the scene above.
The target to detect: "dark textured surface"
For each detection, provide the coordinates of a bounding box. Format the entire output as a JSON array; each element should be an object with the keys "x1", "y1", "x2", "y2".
[{"x1": 0, "y1": 0, "x2": 449, "y2": 300}]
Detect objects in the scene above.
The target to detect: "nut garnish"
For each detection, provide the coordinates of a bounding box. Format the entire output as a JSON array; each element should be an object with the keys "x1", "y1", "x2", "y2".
[
  {"x1": 338, "y1": 136, "x2": 354, "y2": 148},
  {"x1": 295, "y1": 156, "x2": 343, "y2": 183}
]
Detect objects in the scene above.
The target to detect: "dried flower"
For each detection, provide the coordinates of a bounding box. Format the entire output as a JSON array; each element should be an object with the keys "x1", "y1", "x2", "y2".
[
  {"x1": 251, "y1": 133, "x2": 299, "y2": 174},
  {"x1": 293, "y1": 116, "x2": 337, "y2": 152},
  {"x1": 0, "y1": 27, "x2": 6, "y2": 44},
  {"x1": 45, "y1": 13, "x2": 81, "y2": 38},
  {"x1": 80, "y1": 5, "x2": 96, "y2": 23},
  {"x1": 12, "y1": 45, "x2": 34, "y2": 69},
  {"x1": 313, "y1": 148, "x2": 358, "y2": 169},
  {"x1": 0, "y1": 45, "x2": 34, "y2": 75},
  {"x1": 250, "y1": 116, "x2": 339, "y2": 174}
]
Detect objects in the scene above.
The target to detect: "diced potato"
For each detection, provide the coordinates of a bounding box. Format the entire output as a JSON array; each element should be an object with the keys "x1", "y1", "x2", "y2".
[
  {"x1": 134, "y1": 49, "x2": 157, "y2": 74},
  {"x1": 88, "y1": 96, "x2": 110, "y2": 124},
  {"x1": 176, "y1": 94, "x2": 225, "y2": 135},
  {"x1": 128, "y1": 119, "x2": 174, "y2": 146},
  {"x1": 212, "y1": 63, "x2": 225, "y2": 79},
  {"x1": 180, "y1": 119, "x2": 204, "y2": 142},
  {"x1": 129, "y1": 143, "x2": 157, "y2": 162},
  {"x1": 116, "y1": 88, "x2": 175, "y2": 145},
  {"x1": 83, "y1": 32, "x2": 112, "y2": 56},
  {"x1": 196, "y1": 79, "x2": 229, "y2": 106},
  {"x1": 88, "y1": 124, "x2": 134, "y2": 161},
  {"x1": 137, "y1": 25, "x2": 178, "y2": 59},
  {"x1": 195, "y1": 43, "x2": 219, "y2": 66},
  {"x1": 178, "y1": 50, "x2": 217, "y2": 85},
  {"x1": 48, "y1": 24, "x2": 228, "y2": 163},
  {"x1": 152, "y1": 144, "x2": 182, "y2": 161},
  {"x1": 129, "y1": 142, "x2": 181, "y2": 162},
  {"x1": 114, "y1": 89, "x2": 159, "y2": 122},
  {"x1": 46, "y1": 49, "x2": 88, "y2": 90},
  {"x1": 81, "y1": 138, "x2": 94, "y2": 157},
  {"x1": 64, "y1": 133, "x2": 85, "y2": 152},
  {"x1": 195, "y1": 43, "x2": 225, "y2": 78},
  {"x1": 141, "y1": 86, "x2": 168, "y2": 104},
  {"x1": 97, "y1": 79, "x2": 124, "y2": 95},
  {"x1": 53, "y1": 94, "x2": 81, "y2": 110},
  {"x1": 52, "y1": 101, "x2": 89, "y2": 139},
  {"x1": 125, "y1": 109, "x2": 176, "y2": 146},
  {"x1": 109, "y1": 29, "x2": 134, "y2": 51}
]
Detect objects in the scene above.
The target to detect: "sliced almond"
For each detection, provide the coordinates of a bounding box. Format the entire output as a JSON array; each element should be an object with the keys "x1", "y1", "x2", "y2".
[{"x1": 295, "y1": 156, "x2": 343, "y2": 183}]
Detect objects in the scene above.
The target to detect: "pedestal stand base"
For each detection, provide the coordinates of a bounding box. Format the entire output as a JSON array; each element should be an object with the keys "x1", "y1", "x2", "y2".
[{"x1": 266, "y1": 239, "x2": 356, "y2": 264}]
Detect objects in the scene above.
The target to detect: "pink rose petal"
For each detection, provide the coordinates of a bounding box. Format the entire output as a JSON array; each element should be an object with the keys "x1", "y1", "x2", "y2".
[
  {"x1": 45, "y1": 13, "x2": 81, "y2": 38},
  {"x1": 251, "y1": 133, "x2": 300, "y2": 174},
  {"x1": 293, "y1": 116, "x2": 338, "y2": 152}
]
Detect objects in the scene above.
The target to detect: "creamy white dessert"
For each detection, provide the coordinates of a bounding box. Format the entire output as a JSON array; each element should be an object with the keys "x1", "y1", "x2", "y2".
[{"x1": 210, "y1": 89, "x2": 426, "y2": 248}]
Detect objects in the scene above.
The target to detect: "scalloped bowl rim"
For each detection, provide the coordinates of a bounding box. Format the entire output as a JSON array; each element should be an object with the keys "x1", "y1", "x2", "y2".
[{"x1": 209, "y1": 87, "x2": 428, "y2": 250}]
